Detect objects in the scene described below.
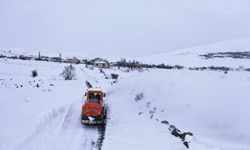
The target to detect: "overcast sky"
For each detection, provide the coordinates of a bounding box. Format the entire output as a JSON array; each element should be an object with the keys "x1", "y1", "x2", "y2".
[{"x1": 1, "y1": 0, "x2": 250, "y2": 56}]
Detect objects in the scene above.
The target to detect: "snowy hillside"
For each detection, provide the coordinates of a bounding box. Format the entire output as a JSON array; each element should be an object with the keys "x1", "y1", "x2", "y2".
[
  {"x1": 1, "y1": 54, "x2": 250, "y2": 150},
  {"x1": 139, "y1": 38, "x2": 250, "y2": 68}
]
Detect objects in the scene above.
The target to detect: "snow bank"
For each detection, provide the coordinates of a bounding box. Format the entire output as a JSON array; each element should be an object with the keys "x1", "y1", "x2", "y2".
[{"x1": 104, "y1": 69, "x2": 250, "y2": 150}]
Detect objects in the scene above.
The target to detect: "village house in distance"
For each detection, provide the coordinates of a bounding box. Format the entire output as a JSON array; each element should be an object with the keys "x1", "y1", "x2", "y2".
[{"x1": 93, "y1": 60, "x2": 110, "y2": 68}]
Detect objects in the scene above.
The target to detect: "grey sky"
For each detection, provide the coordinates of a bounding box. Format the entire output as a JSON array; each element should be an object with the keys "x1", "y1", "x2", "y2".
[{"x1": 1, "y1": 0, "x2": 250, "y2": 56}]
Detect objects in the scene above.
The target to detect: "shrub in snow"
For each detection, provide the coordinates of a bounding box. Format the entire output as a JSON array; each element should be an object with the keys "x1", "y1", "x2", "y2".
[
  {"x1": 60, "y1": 65, "x2": 76, "y2": 80},
  {"x1": 149, "y1": 107, "x2": 156, "y2": 119},
  {"x1": 174, "y1": 65, "x2": 184, "y2": 69},
  {"x1": 161, "y1": 120, "x2": 169, "y2": 125},
  {"x1": 146, "y1": 101, "x2": 151, "y2": 108},
  {"x1": 208, "y1": 66, "x2": 230, "y2": 71},
  {"x1": 111, "y1": 73, "x2": 119, "y2": 79},
  {"x1": 85, "y1": 80, "x2": 92, "y2": 88},
  {"x1": 0, "y1": 54, "x2": 7, "y2": 58},
  {"x1": 31, "y1": 70, "x2": 38, "y2": 77},
  {"x1": 100, "y1": 70, "x2": 108, "y2": 79},
  {"x1": 135, "y1": 92, "x2": 144, "y2": 101},
  {"x1": 200, "y1": 51, "x2": 250, "y2": 59},
  {"x1": 245, "y1": 68, "x2": 250, "y2": 72},
  {"x1": 169, "y1": 127, "x2": 193, "y2": 149}
]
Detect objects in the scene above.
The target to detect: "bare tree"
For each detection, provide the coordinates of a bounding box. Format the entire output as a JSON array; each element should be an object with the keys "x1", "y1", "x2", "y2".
[{"x1": 60, "y1": 65, "x2": 76, "y2": 80}]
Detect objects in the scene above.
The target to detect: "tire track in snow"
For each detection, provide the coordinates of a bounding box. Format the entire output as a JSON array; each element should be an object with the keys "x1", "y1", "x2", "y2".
[
  {"x1": 16, "y1": 100, "x2": 99, "y2": 150},
  {"x1": 16, "y1": 68, "x2": 111, "y2": 150},
  {"x1": 96, "y1": 124, "x2": 107, "y2": 150}
]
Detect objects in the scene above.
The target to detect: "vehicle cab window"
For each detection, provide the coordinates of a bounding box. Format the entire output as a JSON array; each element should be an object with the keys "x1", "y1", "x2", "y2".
[{"x1": 88, "y1": 93, "x2": 101, "y2": 103}]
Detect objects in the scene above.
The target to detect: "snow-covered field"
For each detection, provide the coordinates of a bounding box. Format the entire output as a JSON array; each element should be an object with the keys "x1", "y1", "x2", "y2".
[
  {"x1": 1, "y1": 47, "x2": 250, "y2": 150},
  {"x1": 139, "y1": 38, "x2": 250, "y2": 68}
]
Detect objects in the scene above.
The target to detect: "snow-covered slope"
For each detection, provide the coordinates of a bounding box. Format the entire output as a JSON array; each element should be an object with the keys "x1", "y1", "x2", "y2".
[
  {"x1": 105, "y1": 69, "x2": 250, "y2": 150},
  {"x1": 139, "y1": 38, "x2": 250, "y2": 68},
  {"x1": 1, "y1": 57, "x2": 250, "y2": 150}
]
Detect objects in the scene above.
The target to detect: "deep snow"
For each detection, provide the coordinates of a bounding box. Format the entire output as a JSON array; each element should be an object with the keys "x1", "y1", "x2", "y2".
[{"x1": 1, "y1": 53, "x2": 250, "y2": 150}]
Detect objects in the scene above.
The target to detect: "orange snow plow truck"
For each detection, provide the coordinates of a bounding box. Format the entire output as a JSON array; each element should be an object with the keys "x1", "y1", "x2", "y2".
[{"x1": 81, "y1": 89, "x2": 107, "y2": 125}]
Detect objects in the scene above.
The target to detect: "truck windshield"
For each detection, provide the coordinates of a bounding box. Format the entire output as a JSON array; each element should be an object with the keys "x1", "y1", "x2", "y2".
[
  {"x1": 88, "y1": 93, "x2": 101, "y2": 103},
  {"x1": 89, "y1": 98, "x2": 100, "y2": 103}
]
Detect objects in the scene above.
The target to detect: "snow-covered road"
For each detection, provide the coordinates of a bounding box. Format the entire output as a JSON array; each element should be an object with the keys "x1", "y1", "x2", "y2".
[{"x1": 18, "y1": 100, "x2": 99, "y2": 150}]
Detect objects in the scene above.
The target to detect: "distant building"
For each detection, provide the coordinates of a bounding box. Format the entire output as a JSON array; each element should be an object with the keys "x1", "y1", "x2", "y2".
[
  {"x1": 94, "y1": 60, "x2": 110, "y2": 68},
  {"x1": 50, "y1": 57, "x2": 61, "y2": 62},
  {"x1": 65, "y1": 57, "x2": 81, "y2": 64},
  {"x1": 19, "y1": 55, "x2": 33, "y2": 60},
  {"x1": 40, "y1": 56, "x2": 49, "y2": 61}
]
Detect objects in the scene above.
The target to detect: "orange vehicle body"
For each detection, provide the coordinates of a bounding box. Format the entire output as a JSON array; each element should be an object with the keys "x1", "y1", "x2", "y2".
[{"x1": 81, "y1": 89, "x2": 107, "y2": 124}]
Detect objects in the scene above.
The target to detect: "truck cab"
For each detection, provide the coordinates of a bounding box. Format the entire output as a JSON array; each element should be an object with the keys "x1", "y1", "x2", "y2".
[{"x1": 81, "y1": 89, "x2": 107, "y2": 125}]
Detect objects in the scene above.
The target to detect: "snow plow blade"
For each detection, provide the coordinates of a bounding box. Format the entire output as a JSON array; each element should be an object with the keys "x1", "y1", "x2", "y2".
[
  {"x1": 81, "y1": 119, "x2": 106, "y2": 125},
  {"x1": 81, "y1": 115, "x2": 107, "y2": 125}
]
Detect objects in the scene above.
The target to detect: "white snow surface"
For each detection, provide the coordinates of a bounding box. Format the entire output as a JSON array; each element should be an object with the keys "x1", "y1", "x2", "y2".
[
  {"x1": 139, "y1": 38, "x2": 250, "y2": 68},
  {"x1": 0, "y1": 54, "x2": 250, "y2": 150}
]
